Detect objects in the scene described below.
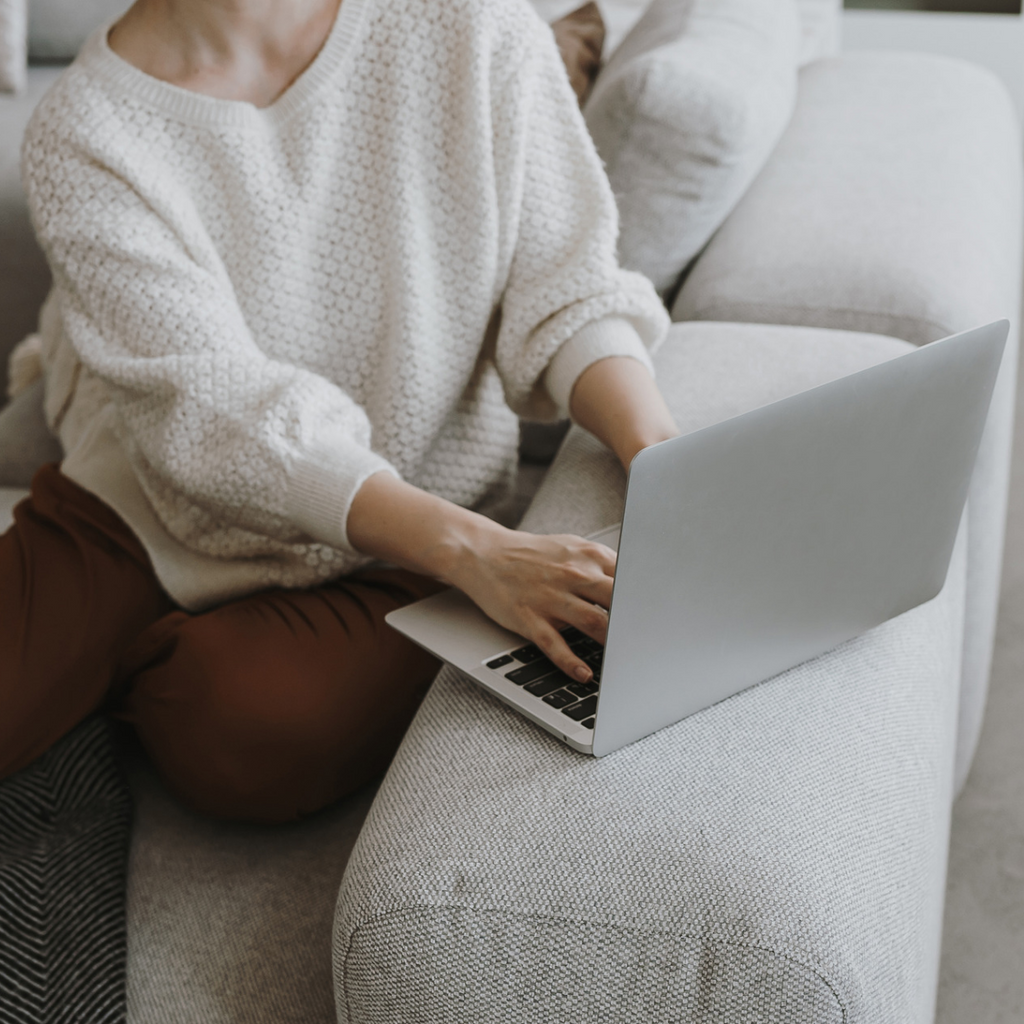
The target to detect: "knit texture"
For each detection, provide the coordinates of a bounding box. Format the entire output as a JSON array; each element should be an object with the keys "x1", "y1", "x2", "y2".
[{"x1": 21, "y1": 0, "x2": 667, "y2": 608}]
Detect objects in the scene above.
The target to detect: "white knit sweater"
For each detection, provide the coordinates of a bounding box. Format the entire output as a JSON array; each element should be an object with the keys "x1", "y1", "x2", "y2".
[{"x1": 21, "y1": 0, "x2": 668, "y2": 609}]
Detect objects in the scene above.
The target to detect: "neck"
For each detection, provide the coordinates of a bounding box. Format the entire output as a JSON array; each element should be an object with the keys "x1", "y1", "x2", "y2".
[{"x1": 109, "y1": 0, "x2": 343, "y2": 107}]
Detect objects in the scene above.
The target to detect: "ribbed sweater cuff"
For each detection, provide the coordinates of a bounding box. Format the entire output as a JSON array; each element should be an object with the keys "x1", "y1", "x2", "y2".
[
  {"x1": 285, "y1": 441, "x2": 398, "y2": 554},
  {"x1": 544, "y1": 317, "x2": 655, "y2": 419}
]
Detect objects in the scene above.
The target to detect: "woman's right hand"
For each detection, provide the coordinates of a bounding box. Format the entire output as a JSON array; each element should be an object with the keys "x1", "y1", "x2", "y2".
[
  {"x1": 347, "y1": 472, "x2": 615, "y2": 682},
  {"x1": 443, "y1": 527, "x2": 616, "y2": 682}
]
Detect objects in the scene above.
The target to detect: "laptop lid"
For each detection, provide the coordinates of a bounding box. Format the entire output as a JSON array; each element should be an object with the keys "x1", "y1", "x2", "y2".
[{"x1": 591, "y1": 320, "x2": 1007, "y2": 756}]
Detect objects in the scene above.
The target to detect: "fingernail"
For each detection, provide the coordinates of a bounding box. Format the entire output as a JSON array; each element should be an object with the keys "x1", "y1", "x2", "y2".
[{"x1": 574, "y1": 665, "x2": 590, "y2": 682}]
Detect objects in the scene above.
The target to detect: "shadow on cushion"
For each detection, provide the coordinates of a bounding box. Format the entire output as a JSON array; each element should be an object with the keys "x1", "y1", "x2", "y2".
[{"x1": 0, "y1": 379, "x2": 63, "y2": 487}]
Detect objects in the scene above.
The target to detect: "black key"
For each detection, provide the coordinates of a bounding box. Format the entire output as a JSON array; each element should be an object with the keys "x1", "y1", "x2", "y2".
[
  {"x1": 486, "y1": 654, "x2": 514, "y2": 670},
  {"x1": 542, "y1": 688, "x2": 576, "y2": 709},
  {"x1": 560, "y1": 626, "x2": 585, "y2": 643},
  {"x1": 562, "y1": 695, "x2": 598, "y2": 721},
  {"x1": 569, "y1": 640, "x2": 591, "y2": 657},
  {"x1": 567, "y1": 680, "x2": 599, "y2": 699},
  {"x1": 581, "y1": 717, "x2": 596, "y2": 729},
  {"x1": 511, "y1": 644, "x2": 545, "y2": 663},
  {"x1": 524, "y1": 673, "x2": 570, "y2": 698},
  {"x1": 584, "y1": 651, "x2": 604, "y2": 670},
  {"x1": 506, "y1": 659, "x2": 556, "y2": 685}
]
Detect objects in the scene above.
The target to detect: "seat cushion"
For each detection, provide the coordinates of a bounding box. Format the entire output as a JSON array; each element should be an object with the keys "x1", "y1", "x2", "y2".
[
  {"x1": 673, "y1": 52, "x2": 1024, "y2": 793},
  {"x1": 124, "y1": 747, "x2": 377, "y2": 1024},
  {"x1": 334, "y1": 322, "x2": 963, "y2": 1023}
]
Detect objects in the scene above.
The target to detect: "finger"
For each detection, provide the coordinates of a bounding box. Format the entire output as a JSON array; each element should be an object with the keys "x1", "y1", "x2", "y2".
[
  {"x1": 555, "y1": 595, "x2": 609, "y2": 646},
  {"x1": 556, "y1": 535, "x2": 617, "y2": 576},
  {"x1": 586, "y1": 542, "x2": 617, "y2": 576},
  {"x1": 528, "y1": 618, "x2": 594, "y2": 683},
  {"x1": 573, "y1": 571, "x2": 614, "y2": 612}
]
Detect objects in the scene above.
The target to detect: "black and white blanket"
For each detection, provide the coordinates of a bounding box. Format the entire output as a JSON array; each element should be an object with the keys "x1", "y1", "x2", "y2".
[{"x1": 0, "y1": 717, "x2": 131, "y2": 1024}]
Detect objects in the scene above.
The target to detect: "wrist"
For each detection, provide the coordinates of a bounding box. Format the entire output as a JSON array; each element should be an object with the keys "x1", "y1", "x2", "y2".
[
  {"x1": 428, "y1": 509, "x2": 509, "y2": 589},
  {"x1": 348, "y1": 473, "x2": 508, "y2": 583}
]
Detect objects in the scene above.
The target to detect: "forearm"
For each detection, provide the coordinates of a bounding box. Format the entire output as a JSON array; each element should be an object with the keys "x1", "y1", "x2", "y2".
[
  {"x1": 568, "y1": 356, "x2": 679, "y2": 470},
  {"x1": 347, "y1": 472, "x2": 503, "y2": 584}
]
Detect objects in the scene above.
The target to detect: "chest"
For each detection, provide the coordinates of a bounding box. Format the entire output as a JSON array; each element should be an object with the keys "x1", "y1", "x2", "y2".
[{"x1": 142, "y1": 96, "x2": 507, "y2": 377}]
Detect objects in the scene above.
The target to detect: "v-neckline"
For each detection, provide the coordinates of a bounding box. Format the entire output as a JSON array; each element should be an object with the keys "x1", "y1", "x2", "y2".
[{"x1": 83, "y1": 0, "x2": 376, "y2": 129}]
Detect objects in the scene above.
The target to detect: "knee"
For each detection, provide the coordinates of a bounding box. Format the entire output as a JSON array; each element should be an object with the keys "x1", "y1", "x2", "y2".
[{"x1": 123, "y1": 608, "x2": 430, "y2": 823}]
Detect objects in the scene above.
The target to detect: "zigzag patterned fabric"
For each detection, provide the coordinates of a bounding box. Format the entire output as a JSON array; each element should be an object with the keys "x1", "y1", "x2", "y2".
[{"x1": 0, "y1": 717, "x2": 131, "y2": 1024}]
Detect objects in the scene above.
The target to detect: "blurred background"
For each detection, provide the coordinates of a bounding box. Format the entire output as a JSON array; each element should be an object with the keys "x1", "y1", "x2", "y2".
[
  {"x1": 845, "y1": 1, "x2": 1020, "y2": 11},
  {"x1": 841, "y1": 0, "x2": 1024, "y2": 122}
]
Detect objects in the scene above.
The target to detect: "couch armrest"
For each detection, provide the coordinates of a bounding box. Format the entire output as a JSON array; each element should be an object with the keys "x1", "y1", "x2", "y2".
[{"x1": 334, "y1": 322, "x2": 963, "y2": 1024}]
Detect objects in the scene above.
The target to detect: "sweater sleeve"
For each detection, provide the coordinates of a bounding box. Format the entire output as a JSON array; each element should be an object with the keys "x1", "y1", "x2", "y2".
[
  {"x1": 492, "y1": 16, "x2": 670, "y2": 422},
  {"x1": 22, "y1": 123, "x2": 396, "y2": 556}
]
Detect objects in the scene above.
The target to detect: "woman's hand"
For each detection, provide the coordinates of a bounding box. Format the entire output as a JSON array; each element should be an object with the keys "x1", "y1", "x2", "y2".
[
  {"x1": 347, "y1": 355, "x2": 677, "y2": 680},
  {"x1": 347, "y1": 474, "x2": 614, "y2": 681},
  {"x1": 444, "y1": 528, "x2": 616, "y2": 681}
]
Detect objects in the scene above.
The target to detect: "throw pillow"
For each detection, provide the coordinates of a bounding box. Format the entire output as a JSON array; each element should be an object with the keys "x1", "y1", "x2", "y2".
[
  {"x1": 551, "y1": 2, "x2": 605, "y2": 107},
  {"x1": 28, "y1": 0, "x2": 130, "y2": 61},
  {"x1": 584, "y1": 0, "x2": 801, "y2": 297},
  {"x1": 0, "y1": 0, "x2": 25, "y2": 94}
]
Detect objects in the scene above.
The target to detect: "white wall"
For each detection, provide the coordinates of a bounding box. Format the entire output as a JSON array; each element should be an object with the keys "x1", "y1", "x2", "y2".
[{"x1": 842, "y1": 9, "x2": 1024, "y2": 125}]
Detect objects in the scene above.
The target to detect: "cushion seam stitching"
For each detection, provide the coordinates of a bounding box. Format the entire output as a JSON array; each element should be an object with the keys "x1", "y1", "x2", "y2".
[
  {"x1": 682, "y1": 300, "x2": 953, "y2": 339},
  {"x1": 342, "y1": 903, "x2": 849, "y2": 1022}
]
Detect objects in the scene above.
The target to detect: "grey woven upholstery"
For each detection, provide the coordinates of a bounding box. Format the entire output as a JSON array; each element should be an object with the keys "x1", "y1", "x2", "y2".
[
  {"x1": 124, "y1": 754, "x2": 375, "y2": 1024},
  {"x1": 334, "y1": 322, "x2": 964, "y2": 1022}
]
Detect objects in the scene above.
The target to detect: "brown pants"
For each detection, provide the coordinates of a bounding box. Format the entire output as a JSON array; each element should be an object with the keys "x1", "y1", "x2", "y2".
[{"x1": 0, "y1": 464, "x2": 444, "y2": 823}]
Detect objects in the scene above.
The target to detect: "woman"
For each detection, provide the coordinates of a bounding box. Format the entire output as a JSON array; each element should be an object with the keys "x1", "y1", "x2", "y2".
[{"x1": 1, "y1": 0, "x2": 676, "y2": 821}]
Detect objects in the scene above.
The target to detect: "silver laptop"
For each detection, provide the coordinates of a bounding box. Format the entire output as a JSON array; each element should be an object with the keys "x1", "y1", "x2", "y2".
[{"x1": 387, "y1": 321, "x2": 1008, "y2": 756}]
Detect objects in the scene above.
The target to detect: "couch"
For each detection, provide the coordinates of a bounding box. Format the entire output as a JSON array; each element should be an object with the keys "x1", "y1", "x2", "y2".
[{"x1": 0, "y1": 0, "x2": 1021, "y2": 1020}]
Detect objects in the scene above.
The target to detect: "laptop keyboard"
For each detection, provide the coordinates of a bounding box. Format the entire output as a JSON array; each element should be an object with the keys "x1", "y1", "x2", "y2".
[{"x1": 485, "y1": 626, "x2": 602, "y2": 730}]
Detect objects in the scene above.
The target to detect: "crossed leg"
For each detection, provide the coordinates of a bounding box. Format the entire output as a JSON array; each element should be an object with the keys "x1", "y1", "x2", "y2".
[
  {"x1": 115, "y1": 567, "x2": 444, "y2": 822},
  {"x1": 0, "y1": 464, "x2": 443, "y2": 823}
]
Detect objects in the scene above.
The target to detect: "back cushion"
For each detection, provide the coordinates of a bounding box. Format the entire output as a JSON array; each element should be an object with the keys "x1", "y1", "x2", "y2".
[
  {"x1": 0, "y1": 0, "x2": 26, "y2": 92},
  {"x1": 584, "y1": 0, "x2": 801, "y2": 297}
]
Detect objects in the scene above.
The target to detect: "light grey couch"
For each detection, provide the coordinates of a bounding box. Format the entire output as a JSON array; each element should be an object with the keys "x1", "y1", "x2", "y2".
[{"x1": 1, "y1": 0, "x2": 1021, "y2": 1020}]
